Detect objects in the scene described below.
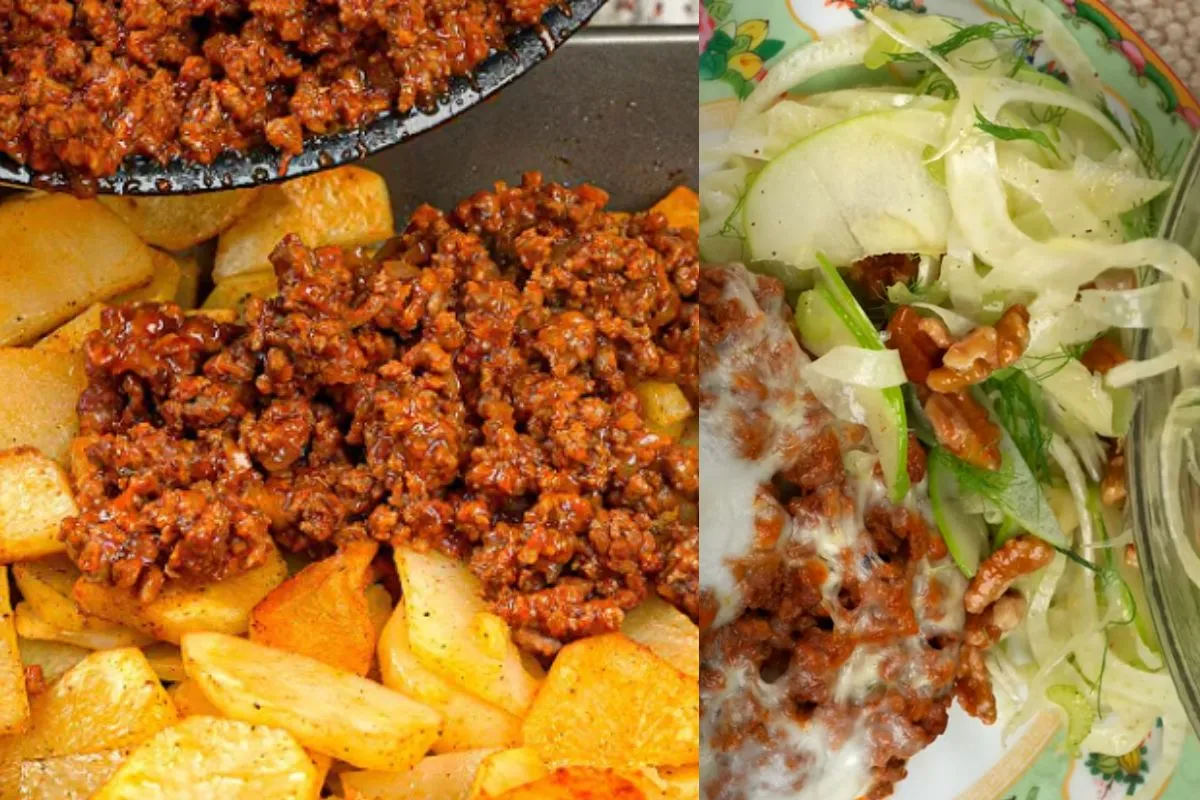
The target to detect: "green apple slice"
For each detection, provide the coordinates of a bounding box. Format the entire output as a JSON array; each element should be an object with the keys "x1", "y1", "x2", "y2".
[{"x1": 928, "y1": 451, "x2": 989, "y2": 577}]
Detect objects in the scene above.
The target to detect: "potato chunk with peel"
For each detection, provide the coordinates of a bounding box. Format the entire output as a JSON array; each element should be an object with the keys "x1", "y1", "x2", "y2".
[
  {"x1": 18, "y1": 748, "x2": 130, "y2": 800},
  {"x1": 619, "y1": 597, "x2": 699, "y2": 678},
  {"x1": 99, "y1": 189, "x2": 260, "y2": 251},
  {"x1": 468, "y1": 748, "x2": 547, "y2": 799},
  {"x1": 73, "y1": 545, "x2": 287, "y2": 644},
  {"x1": 250, "y1": 541, "x2": 378, "y2": 675},
  {"x1": 522, "y1": 634, "x2": 699, "y2": 768},
  {"x1": 492, "y1": 767, "x2": 651, "y2": 799},
  {"x1": 0, "y1": 449, "x2": 76, "y2": 562},
  {"x1": 0, "y1": 567, "x2": 29, "y2": 736},
  {"x1": 214, "y1": 167, "x2": 394, "y2": 280},
  {"x1": 341, "y1": 750, "x2": 495, "y2": 800},
  {"x1": 0, "y1": 195, "x2": 155, "y2": 344},
  {"x1": 0, "y1": 647, "x2": 177, "y2": 800},
  {"x1": 94, "y1": 716, "x2": 316, "y2": 800},
  {"x1": 182, "y1": 632, "x2": 442, "y2": 770},
  {"x1": 395, "y1": 548, "x2": 542, "y2": 716},
  {"x1": 378, "y1": 606, "x2": 521, "y2": 753}
]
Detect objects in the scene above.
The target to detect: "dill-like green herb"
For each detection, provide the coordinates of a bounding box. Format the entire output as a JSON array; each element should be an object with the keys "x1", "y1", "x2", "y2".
[
  {"x1": 888, "y1": 0, "x2": 1039, "y2": 73},
  {"x1": 974, "y1": 108, "x2": 1060, "y2": 157},
  {"x1": 934, "y1": 446, "x2": 1014, "y2": 497},
  {"x1": 982, "y1": 369, "x2": 1051, "y2": 483},
  {"x1": 1018, "y1": 335, "x2": 1101, "y2": 382},
  {"x1": 1029, "y1": 104, "x2": 1068, "y2": 126},
  {"x1": 914, "y1": 70, "x2": 958, "y2": 100}
]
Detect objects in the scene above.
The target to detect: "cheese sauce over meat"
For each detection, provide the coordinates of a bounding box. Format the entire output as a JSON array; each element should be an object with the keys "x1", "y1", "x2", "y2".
[{"x1": 699, "y1": 264, "x2": 967, "y2": 800}]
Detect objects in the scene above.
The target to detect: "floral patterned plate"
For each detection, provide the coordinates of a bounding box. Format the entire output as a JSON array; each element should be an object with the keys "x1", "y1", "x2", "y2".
[{"x1": 699, "y1": 0, "x2": 1200, "y2": 798}]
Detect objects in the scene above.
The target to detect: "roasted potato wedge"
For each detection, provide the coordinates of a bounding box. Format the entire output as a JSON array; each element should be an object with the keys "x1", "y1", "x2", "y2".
[
  {"x1": 341, "y1": 750, "x2": 495, "y2": 800},
  {"x1": 0, "y1": 450, "x2": 75, "y2": 562},
  {"x1": 73, "y1": 544, "x2": 287, "y2": 644},
  {"x1": 378, "y1": 605, "x2": 521, "y2": 753},
  {"x1": 468, "y1": 748, "x2": 547, "y2": 799},
  {"x1": 99, "y1": 189, "x2": 260, "y2": 251},
  {"x1": 214, "y1": 167, "x2": 394, "y2": 280},
  {"x1": 182, "y1": 632, "x2": 443, "y2": 771},
  {"x1": 0, "y1": 350, "x2": 85, "y2": 465},
  {"x1": 168, "y1": 679, "x2": 222, "y2": 718},
  {"x1": 633, "y1": 382, "x2": 693, "y2": 440},
  {"x1": 18, "y1": 748, "x2": 130, "y2": 800},
  {"x1": 0, "y1": 568, "x2": 30, "y2": 736},
  {"x1": 0, "y1": 647, "x2": 177, "y2": 799},
  {"x1": 34, "y1": 304, "x2": 103, "y2": 355},
  {"x1": 0, "y1": 195, "x2": 155, "y2": 344},
  {"x1": 14, "y1": 603, "x2": 154, "y2": 650},
  {"x1": 16, "y1": 638, "x2": 89, "y2": 684},
  {"x1": 649, "y1": 186, "x2": 699, "y2": 232},
  {"x1": 522, "y1": 634, "x2": 698, "y2": 768},
  {"x1": 13, "y1": 555, "x2": 90, "y2": 632},
  {"x1": 250, "y1": 541, "x2": 378, "y2": 675},
  {"x1": 94, "y1": 716, "x2": 317, "y2": 800},
  {"x1": 620, "y1": 597, "x2": 699, "y2": 678},
  {"x1": 366, "y1": 584, "x2": 393, "y2": 640},
  {"x1": 654, "y1": 765, "x2": 699, "y2": 800},
  {"x1": 395, "y1": 548, "x2": 542, "y2": 717},
  {"x1": 141, "y1": 643, "x2": 185, "y2": 683},
  {"x1": 202, "y1": 269, "x2": 278, "y2": 317},
  {"x1": 174, "y1": 254, "x2": 202, "y2": 309},
  {"x1": 492, "y1": 767, "x2": 652, "y2": 799},
  {"x1": 110, "y1": 249, "x2": 183, "y2": 304}
]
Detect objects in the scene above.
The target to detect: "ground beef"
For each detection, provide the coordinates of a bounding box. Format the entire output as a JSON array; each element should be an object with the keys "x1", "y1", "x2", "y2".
[
  {"x1": 0, "y1": 0, "x2": 557, "y2": 182},
  {"x1": 62, "y1": 173, "x2": 699, "y2": 655}
]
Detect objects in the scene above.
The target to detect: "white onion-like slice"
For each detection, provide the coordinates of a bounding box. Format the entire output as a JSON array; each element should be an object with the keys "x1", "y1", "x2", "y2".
[
  {"x1": 804, "y1": 346, "x2": 907, "y2": 388},
  {"x1": 738, "y1": 25, "x2": 874, "y2": 122}
]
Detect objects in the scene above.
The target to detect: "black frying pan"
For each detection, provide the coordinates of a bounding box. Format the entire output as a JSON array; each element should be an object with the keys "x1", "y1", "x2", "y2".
[{"x1": 0, "y1": 0, "x2": 606, "y2": 196}]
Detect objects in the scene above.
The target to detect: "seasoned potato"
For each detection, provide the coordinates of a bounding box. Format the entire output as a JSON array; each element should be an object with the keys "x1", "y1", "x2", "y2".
[
  {"x1": 110, "y1": 249, "x2": 183, "y2": 304},
  {"x1": 633, "y1": 382, "x2": 693, "y2": 440},
  {"x1": 341, "y1": 750, "x2": 495, "y2": 800},
  {"x1": 250, "y1": 541, "x2": 378, "y2": 676},
  {"x1": 649, "y1": 186, "x2": 699, "y2": 232},
  {"x1": 522, "y1": 634, "x2": 698, "y2": 768},
  {"x1": 168, "y1": 679, "x2": 222, "y2": 719},
  {"x1": 620, "y1": 597, "x2": 699, "y2": 678},
  {"x1": 0, "y1": 450, "x2": 75, "y2": 562},
  {"x1": 34, "y1": 304, "x2": 103, "y2": 355},
  {"x1": 141, "y1": 643, "x2": 185, "y2": 683},
  {"x1": 99, "y1": 189, "x2": 260, "y2": 251},
  {"x1": 395, "y1": 548, "x2": 542, "y2": 716},
  {"x1": 14, "y1": 603, "x2": 154, "y2": 650},
  {"x1": 13, "y1": 555, "x2": 90, "y2": 631},
  {"x1": 174, "y1": 254, "x2": 202, "y2": 309},
  {"x1": 182, "y1": 632, "x2": 443, "y2": 771},
  {"x1": 378, "y1": 606, "x2": 522, "y2": 754},
  {"x1": 0, "y1": 352, "x2": 86, "y2": 464},
  {"x1": 202, "y1": 269, "x2": 278, "y2": 317},
  {"x1": 94, "y1": 716, "x2": 317, "y2": 800},
  {"x1": 468, "y1": 748, "x2": 547, "y2": 799},
  {"x1": 0, "y1": 568, "x2": 30, "y2": 736},
  {"x1": 73, "y1": 544, "x2": 287, "y2": 644},
  {"x1": 214, "y1": 167, "x2": 394, "y2": 280},
  {"x1": 0, "y1": 648, "x2": 177, "y2": 799},
  {"x1": 492, "y1": 767, "x2": 652, "y2": 799},
  {"x1": 16, "y1": 638, "x2": 89, "y2": 684},
  {"x1": 0, "y1": 195, "x2": 156, "y2": 344},
  {"x1": 18, "y1": 748, "x2": 130, "y2": 800},
  {"x1": 309, "y1": 751, "x2": 333, "y2": 795},
  {"x1": 366, "y1": 584, "x2": 393, "y2": 640},
  {"x1": 655, "y1": 765, "x2": 699, "y2": 800}
]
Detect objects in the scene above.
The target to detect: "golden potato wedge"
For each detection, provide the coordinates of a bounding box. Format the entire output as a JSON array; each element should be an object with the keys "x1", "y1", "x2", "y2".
[
  {"x1": 94, "y1": 716, "x2": 317, "y2": 800},
  {"x1": 366, "y1": 584, "x2": 393, "y2": 640},
  {"x1": 18, "y1": 748, "x2": 130, "y2": 800},
  {"x1": 0, "y1": 450, "x2": 75, "y2": 563},
  {"x1": 17, "y1": 638, "x2": 89, "y2": 684},
  {"x1": 99, "y1": 189, "x2": 260, "y2": 251},
  {"x1": 250, "y1": 541, "x2": 378, "y2": 676},
  {"x1": 174, "y1": 254, "x2": 202, "y2": 309},
  {"x1": 214, "y1": 167, "x2": 394, "y2": 281},
  {"x1": 378, "y1": 605, "x2": 521, "y2": 754},
  {"x1": 0, "y1": 647, "x2": 177, "y2": 799},
  {"x1": 341, "y1": 750, "x2": 496, "y2": 800},
  {"x1": 110, "y1": 249, "x2": 183, "y2": 304},
  {"x1": 0, "y1": 195, "x2": 156, "y2": 344},
  {"x1": 73, "y1": 544, "x2": 287, "y2": 644},
  {"x1": 492, "y1": 767, "x2": 651, "y2": 799},
  {"x1": 654, "y1": 765, "x2": 698, "y2": 800},
  {"x1": 468, "y1": 748, "x2": 547, "y2": 799},
  {"x1": 649, "y1": 186, "x2": 699, "y2": 233},
  {"x1": 0, "y1": 351, "x2": 86, "y2": 464},
  {"x1": 141, "y1": 643, "x2": 185, "y2": 683},
  {"x1": 202, "y1": 269, "x2": 278, "y2": 317},
  {"x1": 0, "y1": 567, "x2": 30, "y2": 736},
  {"x1": 168, "y1": 679, "x2": 222, "y2": 718},
  {"x1": 522, "y1": 634, "x2": 698, "y2": 769},
  {"x1": 309, "y1": 750, "x2": 333, "y2": 795},
  {"x1": 13, "y1": 555, "x2": 89, "y2": 631},
  {"x1": 633, "y1": 382, "x2": 693, "y2": 433},
  {"x1": 395, "y1": 548, "x2": 542, "y2": 717},
  {"x1": 34, "y1": 304, "x2": 103, "y2": 355},
  {"x1": 620, "y1": 597, "x2": 699, "y2": 678},
  {"x1": 14, "y1": 602, "x2": 154, "y2": 650},
  {"x1": 182, "y1": 632, "x2": 443, "y2": 771}
]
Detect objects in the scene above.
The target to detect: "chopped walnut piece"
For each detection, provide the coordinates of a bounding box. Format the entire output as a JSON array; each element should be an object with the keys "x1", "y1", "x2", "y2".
[
  {"x1": 963, "y1": 590, "x2": 1026, "y2": 649},
  {"x1": 1101, "y1": 447, "x2": 1127, "y2": 508},
  {"x1": 927, "y1": 305, "x2": 1030, "y2": 393},
  {"x1": 849, "y1": 253, "x2": 919, "y2": 300},
  {"x1": 886, "y1": 306, "x2": 945, "y2": 384},
  {"x1": 964, "y1": 535, "x2": 1055, "y2": 615},
  {"x1": 1081, "y1": 337, "x2": 1129, "y2": 376},
  {"x1": 924, "y1": 391, "x2": 1002, "y2": 470},
  {"x1": 955, "y1": 645, "x2": 997, "y2": 724}
]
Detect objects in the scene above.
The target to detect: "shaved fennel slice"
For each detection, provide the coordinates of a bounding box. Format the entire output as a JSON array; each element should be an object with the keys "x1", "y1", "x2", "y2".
[
  {"x1": 910, "y1": 302, "x2": 976, "y2": 336},
  {"x1": 1004, "y1": 0, "x2": 1104, "y2": 105},
  {"x1": 1079, "y1": 706, "x2": 1157, "y2": 757},
  {"x1": 738, "y1": 25, "x2": 874, "y2": 122},
  {"x1": 804, "y1": 346, "x2": 906, "y2": 388},
  {"x1": 1133, "y1": 705, "x2": 1188, "y2": 799},
  {"x1": 1078, "y1": 283, "x2": 1188, "y2": 330},
  {"x1": 1024, "y1": 553, "x2": 1067, "y2": 666},
  {"x1": 722, "y1": 101, "x2": 846, "y2": 162},
  {"x1": 699, "y1": 162, "x2": 752, "y2": 263},
  {"x1": 803, "y1": 88, "x2": 943, "y2": 115},
  {"x1": 743, "y1": 110, "x2": 950, "y2": 269}
]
